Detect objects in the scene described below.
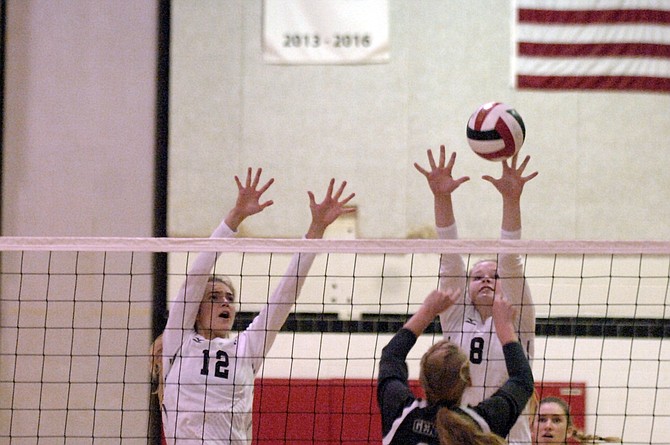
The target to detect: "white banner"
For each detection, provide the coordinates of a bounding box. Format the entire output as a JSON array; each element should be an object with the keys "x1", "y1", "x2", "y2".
[{"x1": 263, "y1": 0, "x2": 389, "y2": 64}]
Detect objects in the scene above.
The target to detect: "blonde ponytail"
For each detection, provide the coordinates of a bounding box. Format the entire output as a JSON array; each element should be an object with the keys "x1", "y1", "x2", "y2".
[
  {"x1": 572, "y1": 430, "x2": 622, "y2": 444},
  {"x1": 435, "y1": 407, "x2": 506, "y2": 445},
  {"x1": 150, "y1": 334, "x2": 164, "y2": 406}
]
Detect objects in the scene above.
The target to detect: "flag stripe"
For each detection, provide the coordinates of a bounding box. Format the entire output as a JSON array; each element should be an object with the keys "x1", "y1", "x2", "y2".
[
  {"x1": 519, "y1": 8, "x2": 670, "y2": 25},
  {"x1": 518, "y1": 42, "x2": 670, "y2": 58},
  {"x1": 516, "y1": 0, "x2": 670, "y2": 11},
  {"x1": 517, "y1": 75, "x2": 670, "y2": 92},
  {"x1": 517, "y1": 24, "x2": 670, "y2": 45},
  {"x1": 516, "y1": 56, "x2": 670, "y2": 77},
  {"x1": 513, "y1": 0, "x2": 670, "y2": 92}
]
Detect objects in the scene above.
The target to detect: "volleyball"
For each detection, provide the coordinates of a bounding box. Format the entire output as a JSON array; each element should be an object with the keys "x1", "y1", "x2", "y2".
[{"x1": 466, "y1": 102, "x2": 526, "y2": 162}]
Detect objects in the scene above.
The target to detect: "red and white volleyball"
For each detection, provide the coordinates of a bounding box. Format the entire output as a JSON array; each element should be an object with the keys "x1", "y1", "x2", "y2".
[{"x1": 466, "y1": 102, "x2": 526, "y2": 162}]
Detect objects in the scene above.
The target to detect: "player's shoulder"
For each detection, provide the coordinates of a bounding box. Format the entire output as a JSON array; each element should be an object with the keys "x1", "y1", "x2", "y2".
[{"x1": 181, "y1": 332, "x2": 238, "y2": 348}]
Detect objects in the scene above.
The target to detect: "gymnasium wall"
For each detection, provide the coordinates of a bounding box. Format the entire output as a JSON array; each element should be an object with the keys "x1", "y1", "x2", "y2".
[
  {"x1": 0, "y1": 1, "x2": 158, "y2": 441},
  {"x1": 2, "y1": 0, "x2": 157, "y2": 237},
  {"x1": 166, "y1": 3, "x2": 670, "y2": 441},
  {"x1": 169, "y1": 0, "x2": 670, "y2": 241},
  {"x1": 1, "y1": 1, "x2": 669, "y2": 443}
]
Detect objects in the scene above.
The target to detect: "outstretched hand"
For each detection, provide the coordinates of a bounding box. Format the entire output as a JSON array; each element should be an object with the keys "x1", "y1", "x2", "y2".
[
  {"x1": 482, "y1": 154, "x2": 538, "y2": 202},
  {"x1": 306, "y1": 179, "x2": 356, "y2": 239},
  {"x1": 404, "y1": 288, "x2": 461, "y2": 337},
  {"x1": 422, "y1": 287, "x2": 461, "y2": 317},
  {"x1": 225, "y1": 167, "x2": 275, "y2": 231},
  {"x1": 492, "y1": 293, "x2": 519, "y2": 345},
  {"x1": 414, "y1": 145, "x2": 470, "y2": 198}
]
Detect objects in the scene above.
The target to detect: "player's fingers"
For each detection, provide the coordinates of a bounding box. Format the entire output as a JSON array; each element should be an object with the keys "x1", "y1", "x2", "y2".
[
  {"x1": 341, "y1": 204, "x2": 356, "y2": 214},
  {"x1": 339, "y1": 192, "x2": 355, "y2": 206},
  {"x1": 258, "y1": 177, "x2": 275, "y2": 194},
  {"x1": 245, "y1": 167, "x2": 253, "y2": 187},
  {"x1": 234, "y1": 176, "x2": 243, "y2": 190},
  {"x1": 455, "y1": 176, "x2": 471, "y2": 186},
  {"x1": 445, "y1": 150, "x2": 457, "y2": 171},
  {"x1": 414, "y1": 163, "x2": 429, "y2": 177},
  {"x1": 325, "y1": 178, "x2": 335, "y2": 199},
  {"x1": 427, "y1": 149, "x2": 437, "y2": 170},
  {"x1": 251, "y1": 167, "x2": 263, "y2": 188},
  {"x1": 333, "y1": 180, "x2": 347, "y2": 200},
  {"x1": 523, "y1": 171, "x2": 539, "y2": 182}
]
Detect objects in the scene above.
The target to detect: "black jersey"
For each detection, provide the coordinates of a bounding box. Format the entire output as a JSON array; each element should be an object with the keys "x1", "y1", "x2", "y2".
[{"x1": 377, "y1": 328, "x2": 534, "y2": 445}]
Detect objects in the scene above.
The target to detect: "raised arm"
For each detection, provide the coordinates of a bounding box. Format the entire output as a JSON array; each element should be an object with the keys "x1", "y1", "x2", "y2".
[
  {"x1": 491, "y1": 292, "x2": 519, "y2": 346},
  {"x1": 377, "y1": 288, "x2": 459, "y2": 434},
  {"x1": 414, "y1": 146, "x2": 469, "y2": 289},
  {"x1": 484, "y1": 155, "x2": 537, "y2": 344},
  {"x1": 162, "y1": 168, "x2": 274, "y2": 359},
  {"x1": 404, "y1": 288, "x2": 460, "y2": 337},
  {"x1": 415, "y1": 146, "x2": 470, "y2": 336},
  {"x1": 246, "y1": 179, "x2": 355, "y2": 358},
  {"x1": 414, "y1": 145, "x2": 470, "y2": 229},
  {"x1": 473, "y1": 293, "x2": 534, "y2": 437}
]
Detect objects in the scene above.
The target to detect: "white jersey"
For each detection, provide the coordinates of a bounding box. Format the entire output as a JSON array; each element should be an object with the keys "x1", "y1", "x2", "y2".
[
  {"x1": 161, "y1": 220, "x2": 316, "y2": 445},
  {"x1": 437, "y1": 224, "x2": 535, "y2": 445}
]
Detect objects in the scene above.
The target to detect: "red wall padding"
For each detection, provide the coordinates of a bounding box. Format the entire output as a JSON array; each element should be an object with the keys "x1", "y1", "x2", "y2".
[
  {"x1": 252, "y1": 379, "x2": 585, "y2": 444},
  {"x1": 252, "y1": 378, "x2": 421, "y2": 444}
]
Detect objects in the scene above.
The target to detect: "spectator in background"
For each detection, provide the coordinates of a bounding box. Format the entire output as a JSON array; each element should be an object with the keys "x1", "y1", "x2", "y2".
[{"x1": 533, "y1": 396, "x2": 621, "y2": 444}]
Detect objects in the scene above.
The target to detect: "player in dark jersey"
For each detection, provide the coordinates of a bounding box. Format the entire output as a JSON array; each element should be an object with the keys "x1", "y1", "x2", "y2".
[{"x1": 377, "y1": 287, "x2": 534, "y2": 445}]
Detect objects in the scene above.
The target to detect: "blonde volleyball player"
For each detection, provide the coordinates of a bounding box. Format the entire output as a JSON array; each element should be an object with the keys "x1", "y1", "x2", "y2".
[
  {"x1": 377, "y1": 288, "x2": 534, "y2": 445},
  {"x1": 414, "y1": 146, "x2": 538, "y2": 445},
  {"x1": 160, "y1": 168, "x2": 355, "y2": 444}
]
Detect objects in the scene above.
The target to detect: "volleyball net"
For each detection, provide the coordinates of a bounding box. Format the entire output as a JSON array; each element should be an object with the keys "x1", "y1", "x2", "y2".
[{"x1": 1, "y1": 237, "x2": 669, "y2": 444}]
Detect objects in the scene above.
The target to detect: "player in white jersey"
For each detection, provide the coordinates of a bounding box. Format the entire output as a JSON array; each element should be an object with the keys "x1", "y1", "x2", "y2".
[
  {"x1": 160, "y1": 168, "x2": 355, "y2": 445},
  {"x1": 414, "y1": 146, "x2": 537, "y2": 445}
]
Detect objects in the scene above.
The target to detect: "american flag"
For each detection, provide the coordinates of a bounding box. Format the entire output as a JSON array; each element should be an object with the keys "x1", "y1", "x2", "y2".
[{"x1": 514, "y1": 0, "x2": 670, "y2": 93}]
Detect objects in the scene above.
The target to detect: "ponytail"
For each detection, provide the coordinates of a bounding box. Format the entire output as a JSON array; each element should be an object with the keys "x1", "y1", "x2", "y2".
[
  {"x1": 150, "y1": 334, "x2": 164, "y2": 406},
  {"x1": 435, "y1": 407, "x2": 506, "y2": 445},
  {"x1": 571, "y1": 430, "x2": 622, "y2": 444}
]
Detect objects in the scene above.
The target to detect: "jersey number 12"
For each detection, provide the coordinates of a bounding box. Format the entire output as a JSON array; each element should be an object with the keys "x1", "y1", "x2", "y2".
[{"x1": 200, "y1": 349, "x2": 229, "y2": 379}]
